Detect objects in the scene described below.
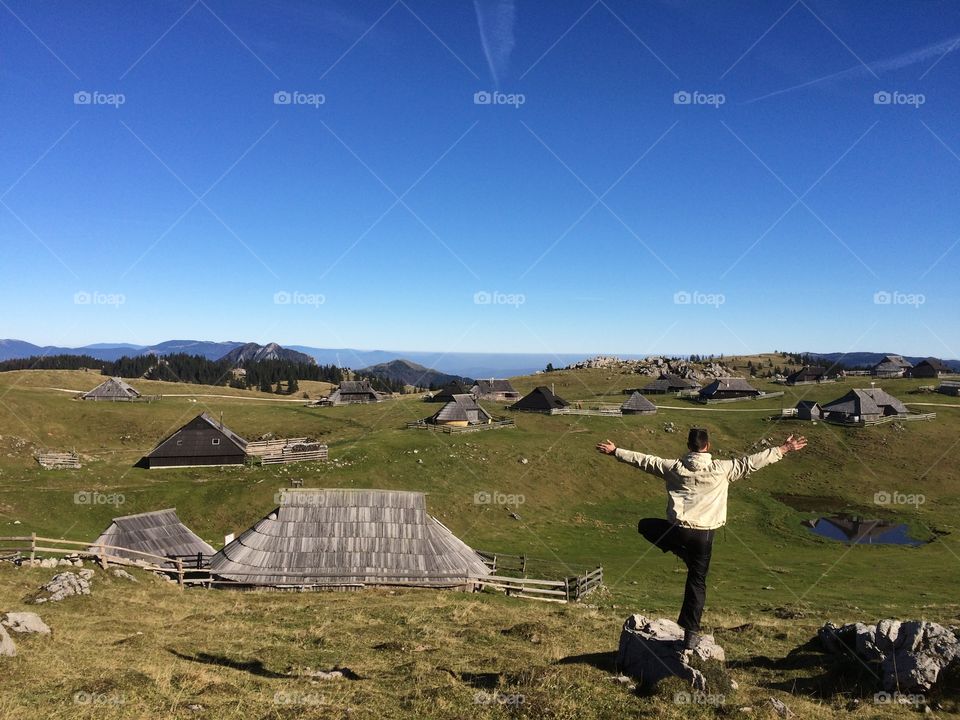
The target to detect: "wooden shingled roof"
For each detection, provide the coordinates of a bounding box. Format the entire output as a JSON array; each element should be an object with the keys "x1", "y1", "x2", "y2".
[
  {"x1": 82, "y1": 377, "x2": 141, "y2": 399},
  {"x1": 509, "y1": 386, "x2": 568, "y2": 411},
  {"x1": 821, "y1": 388, "x2": 908, "y2": 416},
  {"x1": 699, "y1": 377, "x2": 761, "y2": 396},
  {"x1": 642, "y1": 373, "x2": 700, "y2": 392},
  {"x1": 208, "y1": 489, "x2": 491, "y2": 587},
  {"x1": 620, "y1": 391, "x2": 657, "y2": 413},
  {"x1": 428, "y1": 394, "x2": 492, "y2": 424},
  {"x1": 146, "y1": 413, "x2": 248, "y2": 459},
  {"x1": 90, "y1": 508, "x2": 214, "y2": 566}
]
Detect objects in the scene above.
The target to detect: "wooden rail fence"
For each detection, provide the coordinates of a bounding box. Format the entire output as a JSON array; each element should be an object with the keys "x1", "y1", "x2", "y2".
[
  {"x1": 246, "y1": 438, "x2": 328, "y2": 464},
  {"x1": 0, "y1": 534, "x2": 187, "y2": 587},
  {"x1": 406, "y1": 419, "x2": 516, "y2": 434},
  {"x1": 474, "y1": 550, "x2": 603, "y2": 603}
]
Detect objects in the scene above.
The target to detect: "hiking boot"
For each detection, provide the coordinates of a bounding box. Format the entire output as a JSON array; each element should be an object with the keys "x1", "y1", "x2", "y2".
[{"x1": 683, "y1": 629, "x2": 702, "y2": 652}]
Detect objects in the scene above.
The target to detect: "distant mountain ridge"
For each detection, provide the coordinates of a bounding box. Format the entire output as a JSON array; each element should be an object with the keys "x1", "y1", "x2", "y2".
[
  {"x1": 357, "y1": 359, "x2": 472, "y2": 390},
  {"x1": 221, "y1": 342, "x2": 316, "y2": 366}
]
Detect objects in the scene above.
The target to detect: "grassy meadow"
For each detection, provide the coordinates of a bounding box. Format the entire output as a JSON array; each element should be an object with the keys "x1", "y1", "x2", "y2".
[{"x1": 0, "y1": 360, "x2": 959, "y2": 719}]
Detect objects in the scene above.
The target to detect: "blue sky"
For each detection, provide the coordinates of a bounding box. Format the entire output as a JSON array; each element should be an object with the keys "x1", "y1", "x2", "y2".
[{"x1": 2, "y1": 0, "x2": 958, "y2": 357}]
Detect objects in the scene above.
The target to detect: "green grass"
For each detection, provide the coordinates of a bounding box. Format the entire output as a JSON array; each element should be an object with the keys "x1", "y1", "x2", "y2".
[{"x1": 1, "y1": 367, "x2": 959, "y2": 718}]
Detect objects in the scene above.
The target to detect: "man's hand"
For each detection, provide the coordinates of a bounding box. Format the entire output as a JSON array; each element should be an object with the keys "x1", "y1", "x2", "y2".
[
  {"x1": 596, "y1": 439, "x2": 617, "y2": 455},
  {"x1": 779, "y1": 435, "x2": 807, "y2": 454}
]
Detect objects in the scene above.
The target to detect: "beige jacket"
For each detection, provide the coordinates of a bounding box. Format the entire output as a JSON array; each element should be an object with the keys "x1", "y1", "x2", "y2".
[{"x1": 614, "y1": 446, "x2": 784, "y2": 530}]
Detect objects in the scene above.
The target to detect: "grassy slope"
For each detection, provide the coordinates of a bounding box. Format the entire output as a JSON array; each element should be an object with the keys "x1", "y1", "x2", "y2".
[{"x1": 1, "y1": 365, "x2": 959, "y2": 719}]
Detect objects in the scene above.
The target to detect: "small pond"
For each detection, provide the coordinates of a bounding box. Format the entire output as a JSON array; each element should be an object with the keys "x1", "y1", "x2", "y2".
[{"x1": 802, "y1": 515, "x2": 927, "y2": 546}]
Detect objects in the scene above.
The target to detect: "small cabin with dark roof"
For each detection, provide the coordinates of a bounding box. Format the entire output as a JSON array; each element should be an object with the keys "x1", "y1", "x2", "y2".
[
  {"x1": 326, "y1": 380, "x2": 383, "y2": 405},
  {"x1": 821, "y1": 388, "x2": 907, "y2": 424},
  {"x1": 785, "y1": 366, "x2": 828, "y2": 385},
  {"x1": 620, "y1": 392, "x2": 657, "y2": 415},
  {"x1": 872, "y1": 354, "x2": 913, "y2": 378},
  {"x1": 509, "y1": 386, "x2": 569, "y2": 413},
  {"x1": 426, "y1": 394, "x2": 493, "y2": 427},
  {"x1": 471, "y1": 379, "x2": 520, "y2": 402},
  {"x1": 82, "y1": 377, "x2": 142, "y2": 401},
  {"x1": 143, "y1": 413, "x2": 248, "y2": 469},
  {"x1": 426, "y1": 380, "x2": 471, "y2": 403},
  {"x1": 698, "y1": 378, "x2": 761, "y2": 401},
  {"x1": 795, "y1": 400, "x2": 823, "y2": 421},
  {"x1": 639, "y1": 373, "x2": 700, "y2": 394},
  {"x1": 910, "y1": 358, "x2": 951, "y2": 379}
]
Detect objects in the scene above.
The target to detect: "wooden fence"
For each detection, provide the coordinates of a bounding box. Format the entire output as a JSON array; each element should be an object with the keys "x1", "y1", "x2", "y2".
[
  {"x1": 0, "y1": 534, "x2": 187, "y2": 587},
  {"x1": 406, "y1": 419, "x2": 516, "y2": 434},
  {"x1": 823, "y1": 412, "x2": 937, "y2": 428},
  {"x1": 698, "y1": 391, "x2": 785, "y2": 405},
  {"x1": 246, "y1": 438, "x2": 328, "y2": 464},
  {"x1": 474, "y1": 550, "x2": 603, "y2": 603},
  {"x1": 551, "y1": 404, "x2": 622, "y2": 417},
  {"x1": 35, "y1": 452, "x2": 81, "y2": 469}
]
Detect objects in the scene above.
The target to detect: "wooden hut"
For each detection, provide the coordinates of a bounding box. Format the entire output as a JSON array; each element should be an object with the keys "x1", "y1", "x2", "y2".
[
  {"x1": 90, "y1": 508, "x2": 214, "y2": 567},
  {"x1": 795, "y1": 400, "x2": 823, "y2": 420},
  {"x1": 937, "y1": 381, "x2": 960, "y2": 397},
  {"x1": 872, "y1": 354, "x2": 912, "y2": 378},
  {"x1": 821, "y1": 388, "x2": 907, "y2": 424},
  {"x1": 208, "y1": 489, "x2": 490, "y2": 588},
  {"x1": 785, "y1": 366, "x2": 827, "y2": 385},
  {"x1": 326, "y1": 380, "x2": 383, "y2": 405},
  {"x1": 142, "y1": 413, "x2": 248, "y2": 469},
  {"x1": 638, "y1": 373, "x2": 700, "y2": 394},
  {"x1": 426, "y1": 380, "x2": 471, "y2": 403},
  {"x1": 910, "y1": 358, "x2": 951, "y2": 379},
  {"x1": 426, "y1": 394, "x2": 492, "y2": 426},
  {"x1": 471, "y1": 379, "x2": 520, "y2": 402},
  {"x1": 509, "y1": 386, "x2": 569, "y2": 413},
  {"x1": 698, "y1": 378, "x2": 761, "y2": 400},
  {"x1": 82, "y1": 377, "x2": 141, "y2": 401},
  {"x1": 620, "y1": 392, "x2": 657, "y2": 415}
]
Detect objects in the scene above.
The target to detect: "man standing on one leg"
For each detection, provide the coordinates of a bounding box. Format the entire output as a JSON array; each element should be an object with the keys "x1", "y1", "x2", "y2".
[{"x1": 596, "y1": 428, "x2": 807, "y2": 652}]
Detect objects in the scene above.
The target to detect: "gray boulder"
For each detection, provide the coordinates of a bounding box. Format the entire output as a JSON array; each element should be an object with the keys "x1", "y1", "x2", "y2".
[
  {"x1": 2, "y1": 612, "x2": 51, "y2": 635},
  {"x1": 0, "y1": 625, "x2": 15, "y2": 657},
  {"x1": 819, "y1": 619, "x2": 960, "y2": 693},
  {"x1": 617, "y1": 615, "x2": 725, "y2": 691},
  {"x1": 32, "y1": 572, "x2": 91, "y2": 603}
]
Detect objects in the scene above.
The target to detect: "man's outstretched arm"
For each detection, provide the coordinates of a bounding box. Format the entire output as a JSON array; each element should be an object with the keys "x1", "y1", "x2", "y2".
[{"x1": 596, "y1": 439, "x2": 673, "y2": 478}]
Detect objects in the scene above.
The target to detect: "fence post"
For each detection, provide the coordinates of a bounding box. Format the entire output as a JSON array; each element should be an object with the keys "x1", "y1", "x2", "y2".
[
  {"x1": 30, "y1": 533, "x2": 36, "y2": 564},
  {"x1": 520, "y1": 554, "x2": 526, "y2": 574},
  {"x1": 98, "y1": 543, "x2": 107, "y2": 569},
  {"x1": 564, "y1": 577, "x2": 571, "y2": 602},
  {"x1": 177, "y1": 559, "x2": 184, "y2": 590}
]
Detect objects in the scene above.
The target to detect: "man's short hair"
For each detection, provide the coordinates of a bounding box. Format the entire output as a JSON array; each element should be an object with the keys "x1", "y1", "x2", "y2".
[{"x1": 687, "y1": 427, "x2": 709, "y2": 452}]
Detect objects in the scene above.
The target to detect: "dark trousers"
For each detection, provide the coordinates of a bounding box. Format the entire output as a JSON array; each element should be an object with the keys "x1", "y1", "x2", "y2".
[{"x1": 638, "y1": 518, "x2": 715, "y2": 633}]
